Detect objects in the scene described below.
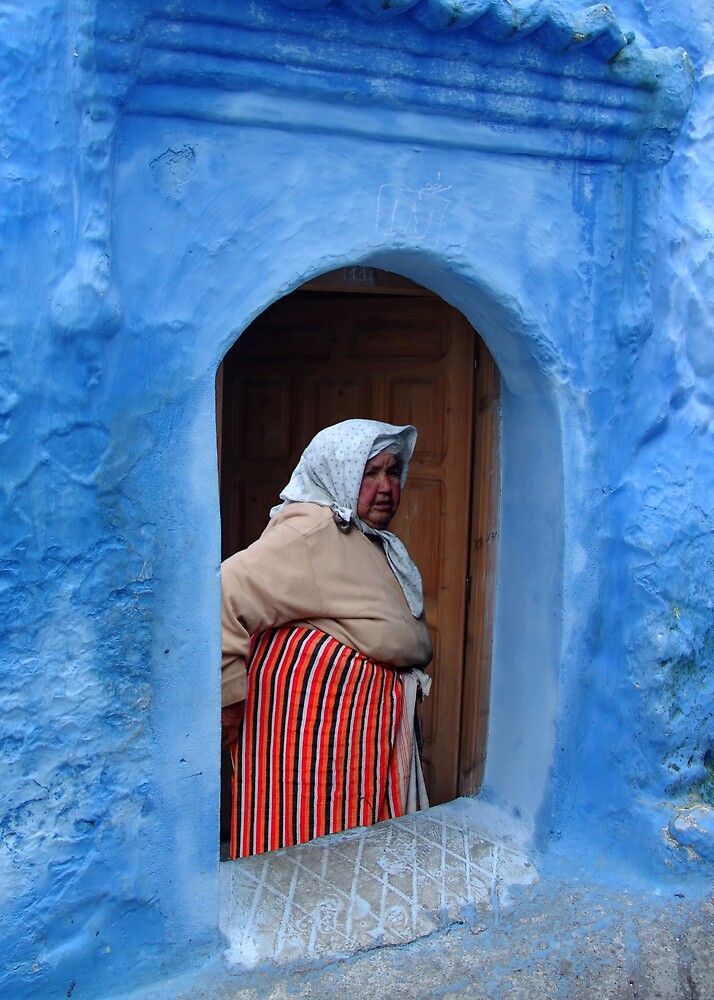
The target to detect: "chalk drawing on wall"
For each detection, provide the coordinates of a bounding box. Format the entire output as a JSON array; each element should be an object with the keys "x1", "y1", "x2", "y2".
[{"x1": 376, "y1": 176, "x2": 452, "y2": 247}]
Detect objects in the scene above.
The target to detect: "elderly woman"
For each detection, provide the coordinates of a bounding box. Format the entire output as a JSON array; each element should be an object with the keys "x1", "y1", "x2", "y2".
[{"x1": 221, "y1": 419, "x2": 432, "y2": 858}]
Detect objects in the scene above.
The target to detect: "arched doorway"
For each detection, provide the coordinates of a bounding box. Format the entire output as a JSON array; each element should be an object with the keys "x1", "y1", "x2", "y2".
[{"x1": 217, "y1": 267, "x2": 499, "y2": 846}]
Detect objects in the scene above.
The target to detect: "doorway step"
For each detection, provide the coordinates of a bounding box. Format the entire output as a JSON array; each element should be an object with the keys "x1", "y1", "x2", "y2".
[{"x1": 219, "y1": 798, "x2": 536, "y2": 969}]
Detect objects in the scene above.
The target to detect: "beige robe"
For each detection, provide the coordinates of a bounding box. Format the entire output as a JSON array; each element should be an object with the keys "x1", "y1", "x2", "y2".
[{"x1": 221, "y1": 502, "x2": 432, "y2": 707}]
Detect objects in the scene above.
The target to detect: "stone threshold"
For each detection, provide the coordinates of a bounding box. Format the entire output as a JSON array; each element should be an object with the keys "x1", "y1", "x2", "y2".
[{"x1": 219, "y1": 797, "x2": 537, "y2": 970}]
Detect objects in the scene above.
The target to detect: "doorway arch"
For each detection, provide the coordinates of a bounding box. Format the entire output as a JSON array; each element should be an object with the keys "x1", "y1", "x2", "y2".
[{"x1": 217, "y1": 266, "x2": 501, "y2": 849}]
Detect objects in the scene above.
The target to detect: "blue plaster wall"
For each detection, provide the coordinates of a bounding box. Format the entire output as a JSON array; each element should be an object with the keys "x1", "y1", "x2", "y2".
[
  {"x1": 0, "y1": 1, "x2": 712, "y2": 996},
  {"x1": 552, "y1": 0, "x2": 714, "y2": 863}
]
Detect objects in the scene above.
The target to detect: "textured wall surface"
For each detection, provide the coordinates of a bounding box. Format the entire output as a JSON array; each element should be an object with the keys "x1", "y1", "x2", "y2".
[
  {"x1": 554, "y1": 0, "x2": 714, "y2": 862},
  {"x1": 0, "y1": 1, "x2": 711, "y2": 996}
]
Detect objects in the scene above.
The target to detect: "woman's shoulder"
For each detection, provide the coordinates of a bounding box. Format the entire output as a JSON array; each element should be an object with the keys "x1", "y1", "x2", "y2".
[
  {"x1": 268, "y1": 502, "x2": 334, "y2": 536},
  {"x1": 222, "y1": 503, "x2": 333, "y2": 570}
]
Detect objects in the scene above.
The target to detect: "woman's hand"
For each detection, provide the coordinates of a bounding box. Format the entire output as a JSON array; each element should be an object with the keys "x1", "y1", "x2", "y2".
[{"x1": 221, "y1": 702, "x2": 246, "y2": 746}]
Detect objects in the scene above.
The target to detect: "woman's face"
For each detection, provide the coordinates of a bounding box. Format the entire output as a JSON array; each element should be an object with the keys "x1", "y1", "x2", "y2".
[{"x1": 357, "y1": 450, "x2": 402, "y2": 530}]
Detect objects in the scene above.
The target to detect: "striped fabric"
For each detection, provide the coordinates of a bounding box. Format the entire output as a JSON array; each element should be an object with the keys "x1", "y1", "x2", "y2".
[{"x1": 229, "y1": 626, "x2": 410, "y2": 859}]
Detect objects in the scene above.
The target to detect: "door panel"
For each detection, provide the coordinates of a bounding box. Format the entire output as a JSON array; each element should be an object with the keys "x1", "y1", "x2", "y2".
[
  {"x1": 459, "y1": 342, "x2": 500, "y2": 796},
  {"x1": 221, "y1": 290, "x2": 474, "y2": 805}
]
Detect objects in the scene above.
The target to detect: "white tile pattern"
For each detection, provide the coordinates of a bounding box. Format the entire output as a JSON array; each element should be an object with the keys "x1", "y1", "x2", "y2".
[{"x1": 220, "y1": 799, "x2": 537, "y2": 969}]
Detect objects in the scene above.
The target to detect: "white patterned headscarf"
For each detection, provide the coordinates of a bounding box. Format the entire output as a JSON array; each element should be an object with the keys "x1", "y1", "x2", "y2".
[{"x1": 270, "y1": 419, "x2": 424, "y2": 617}]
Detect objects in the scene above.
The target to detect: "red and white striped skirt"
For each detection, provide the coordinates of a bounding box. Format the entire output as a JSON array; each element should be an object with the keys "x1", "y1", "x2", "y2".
[{"x1": 229, "y1": 625, "x2": 412, "y2": 858}]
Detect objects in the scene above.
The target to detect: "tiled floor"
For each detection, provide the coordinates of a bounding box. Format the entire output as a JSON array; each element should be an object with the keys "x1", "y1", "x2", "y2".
[{"x1": 219, "y1": 798, "x2": 537, "y2": 969}]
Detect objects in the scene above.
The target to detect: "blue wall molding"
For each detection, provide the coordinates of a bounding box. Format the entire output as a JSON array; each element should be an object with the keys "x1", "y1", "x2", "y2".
[
  {"x1": 91, "y1": 2, "x2": 692, "y2": 166},
  {"x1": 50, "y1": 0, "x2": 691, "y2": 352},
  {"x1": 53, "y1": 0, "x2": 691, "y2": 350}
]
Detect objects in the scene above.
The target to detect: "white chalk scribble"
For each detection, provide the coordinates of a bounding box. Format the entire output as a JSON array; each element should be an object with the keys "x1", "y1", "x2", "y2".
[{"x1": 376, "y1": 175, "x2": 452, "y2": 247}]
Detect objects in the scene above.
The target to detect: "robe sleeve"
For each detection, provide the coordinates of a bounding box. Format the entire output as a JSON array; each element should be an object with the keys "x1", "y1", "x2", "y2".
[{"x1": 220, "y1": 519, "x2": 323, "y2": 707}]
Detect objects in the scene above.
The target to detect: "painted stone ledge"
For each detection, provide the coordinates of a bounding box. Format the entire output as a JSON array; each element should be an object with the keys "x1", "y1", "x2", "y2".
[{"x1": 219, "y1": 798, "x2": 537, "y2": 969}]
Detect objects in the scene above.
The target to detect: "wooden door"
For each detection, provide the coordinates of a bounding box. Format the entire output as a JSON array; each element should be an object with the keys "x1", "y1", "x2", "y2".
[{"x1": 220, "y1": 283, "x2": 474, "y2": 805}]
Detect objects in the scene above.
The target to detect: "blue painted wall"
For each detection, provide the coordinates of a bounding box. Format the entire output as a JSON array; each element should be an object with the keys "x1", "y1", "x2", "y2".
[{"x1": 0, "y1": 1, "x2": 711, "y2": 996}]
